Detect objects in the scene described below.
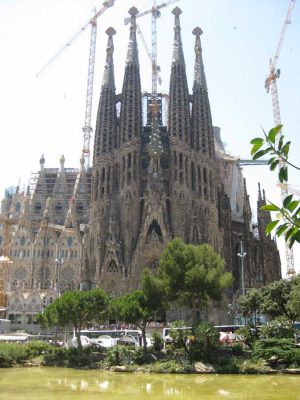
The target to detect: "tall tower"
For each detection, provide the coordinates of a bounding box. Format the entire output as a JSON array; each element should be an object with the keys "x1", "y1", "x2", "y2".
[{"x1": 87, "y1": 27, "x2": 118, "y2": 289}]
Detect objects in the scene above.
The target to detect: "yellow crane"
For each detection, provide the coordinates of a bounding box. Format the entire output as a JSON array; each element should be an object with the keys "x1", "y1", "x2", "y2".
[{"x1": 264, "y1": 0, "x2": 296, "y2": 276}]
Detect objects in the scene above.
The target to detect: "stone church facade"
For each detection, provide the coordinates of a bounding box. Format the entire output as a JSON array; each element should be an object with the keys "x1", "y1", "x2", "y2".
[{"x1": 0, "y1": 7, "x2": 281, "y2": 330}]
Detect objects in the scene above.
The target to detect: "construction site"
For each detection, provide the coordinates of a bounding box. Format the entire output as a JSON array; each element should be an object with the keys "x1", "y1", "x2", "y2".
[{"x1": 0, "y1": 0, "x2": 298, "y2": 329}]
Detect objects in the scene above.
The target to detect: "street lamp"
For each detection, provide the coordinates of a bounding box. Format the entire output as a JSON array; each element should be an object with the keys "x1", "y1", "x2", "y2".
[{"x1": 237, "y1": 240, "x2": 246, "y2": 297}]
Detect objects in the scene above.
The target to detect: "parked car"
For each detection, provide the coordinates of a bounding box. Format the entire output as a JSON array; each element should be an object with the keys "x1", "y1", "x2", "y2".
[
  {"x1": 117, "y1": 334, "x2": 138, "y2": 347},
  {"x1": 90, "y1": 335, "x2": 116, "y2": 349},
  {"x1": 67, "y1": 335, "x2": 91, "y2": 349}
]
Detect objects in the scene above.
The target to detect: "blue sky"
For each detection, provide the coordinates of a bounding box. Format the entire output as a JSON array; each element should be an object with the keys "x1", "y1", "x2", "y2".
[{"x1": 0, "y1": 0, "x2": 299, "y2": 275}]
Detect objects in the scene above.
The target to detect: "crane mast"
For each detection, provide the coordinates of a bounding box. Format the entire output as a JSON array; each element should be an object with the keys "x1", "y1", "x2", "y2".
[
  {"x1": 152, "y1": 0, "x2": 158, "y2": 96},
  {"x1": 125, "y1": 0, "x2": 179, "y2": 97},
  {"x1": 36, "y1": 1, "x2": 116, "y2": 169},
  {"x1": 264, "y1": 0, "x2": 296, "y2": 276},
  {"x1": 82, "y1": 15, "x2": 97, "y2": 170}
]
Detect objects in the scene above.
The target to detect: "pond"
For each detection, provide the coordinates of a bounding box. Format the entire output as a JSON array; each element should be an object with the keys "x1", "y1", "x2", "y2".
[{"x1": 0, "y1": 368, "x2": 299, "y2": 400}]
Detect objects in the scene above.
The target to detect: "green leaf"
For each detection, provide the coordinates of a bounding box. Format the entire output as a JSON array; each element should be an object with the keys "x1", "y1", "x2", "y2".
[
  {"x1": 250, "y1": 137, "x2": 264, "y2": 145},
  {"x1": 279, "y1": 166, "x2": 288, "y2": 183},
  {"x1": 268, "y1": 125, "x2": 283, "y2": 144},
  {"x1": 281, "y1": 141, "x2": 291, "y2": 157},
  {"x1": 283, "y1": 194, "x2": 293, "y2": 208},
  {"x1": 276, "y1": 223, "x2": 289, "y2": 237},
  {"x1": 265, "y1": 220, "x2": 279, "y2": 235},
  {"x1": 253, "y1": 149, "x2": 268, "y2": 160},
  {"x1": 294, "y1": 231, "x2": 300, "y2": 243},
  {"x1": 251, "y1": 144, "x2": 263, "y2": 156},
  {"x1": 286, "y1": 200, "x2": 299, "y2": 213},
  {"x1": 278, "y1": 135, "x2": 284, "y2": 151},
  {"x1": 261, "y1": 204, "x2": 280, "y2": 212},
  {"x1": 270, "y1": 160, "x2": 279, "y2": 171},
  {"x1": 285, "y1": 227, "x2": 294, "y2": 241}
]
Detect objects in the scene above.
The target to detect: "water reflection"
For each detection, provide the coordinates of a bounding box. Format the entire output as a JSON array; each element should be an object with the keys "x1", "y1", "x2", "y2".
[{"x1": 0, "y1": 368, "x2": 300, "y2": 400}]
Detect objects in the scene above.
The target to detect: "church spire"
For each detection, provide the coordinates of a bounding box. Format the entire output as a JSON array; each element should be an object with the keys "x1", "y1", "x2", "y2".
[
  {"x1": 93, "y1": 27, "x2": 117, "y2": 162},
  {"x1": 101, "y1": 27, "x2": 116, "y2": 91},
  {"x1": 168, "y1": 7, "x2": 191, "y2": 143},
  {"x1": 258, "y1": 182, "x2": 262, "y2": 201},
  {"x1": 119, "y1": 7, "x2": 142, "y2": 144},
  {"x1": 191, "y1": 27, "x2": 214, "y2": 157},
  {"x1": 125, "y1": 7, "x2": 139, "y2": 66},
  {"x1": 171, "y1": 7, "x2": 185, "y2": 66},
  {"x1": 192, "y1": 27, "x2": 207, "y2": 90}
]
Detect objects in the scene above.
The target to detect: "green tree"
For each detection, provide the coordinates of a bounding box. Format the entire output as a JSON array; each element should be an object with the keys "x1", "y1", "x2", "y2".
[
  {"x1": 288, "y1": 280, "x2": 300, "y2": 320},
  {"x1": 110, "y1": 269, "x2": 166, "y2": 354},
  {"x1": 158, "y1": 238, "x2": 232, "y2": 322},
  {"x1": 251, "y1": 125, "x2": 300, "y2": 247},
  {"x1": 259, "y1": 278, "x2": 299, "y2": 323},
  {"x1": 238, "y1": 288, "x2": 262, "y2": 326},
  {"x1": 37, "y1": 289, "x2": 109, "y2": 352}
]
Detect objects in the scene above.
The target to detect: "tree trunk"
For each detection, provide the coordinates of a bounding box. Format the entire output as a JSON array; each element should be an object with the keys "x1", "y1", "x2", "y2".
[
  {"x1": 141, "y1": 325, "x2": 147, "y2": 355},
  {"x1": 75, "y1": 330, "x2": 83, "y2": 354}
]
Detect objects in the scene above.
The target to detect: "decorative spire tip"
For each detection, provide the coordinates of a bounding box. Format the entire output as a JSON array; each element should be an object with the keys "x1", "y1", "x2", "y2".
[
  {"x1": 106, "y1": 27, "x2": 116, "y2": 36},
  {"x1": 172, "y1": 6, "x2": 182, "y2": 16},
  {"x1": 193, "y1": 26, "x2": 203, "y2": 37},
  {"x1": 128, "y1": 6, "x2": 139, "y2": 17}
]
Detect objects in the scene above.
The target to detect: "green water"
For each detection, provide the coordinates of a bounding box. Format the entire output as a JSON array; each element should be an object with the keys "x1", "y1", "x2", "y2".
[{"x1": 0, "y1": 368, "x2": 299, "y2": 400}]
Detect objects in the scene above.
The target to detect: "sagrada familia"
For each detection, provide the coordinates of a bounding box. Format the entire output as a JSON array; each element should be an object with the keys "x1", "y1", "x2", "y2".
[{"x1": 0, "y1": 7, "x2": 281, "y2": 330}]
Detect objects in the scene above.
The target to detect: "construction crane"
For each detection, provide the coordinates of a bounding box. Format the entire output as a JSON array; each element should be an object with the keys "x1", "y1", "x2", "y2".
[
  {"x1": 238, "y1": 159, "x2": 268, "y2": 166},
  {"x1": 36, "y1": 0, "x2": 116, "y2": 169},
  {"x1": 264, "y1": 0, "x2": 296, "y2": 276},
  {"x1": 136, "y1": 25, "x2": 162, "y2": 86},
  {"x1": 125, "y1": 0, "x2": 179, "y2": 96},
  {"x1": 277, "y1": 183, "x2": 300, "y2": 197}
]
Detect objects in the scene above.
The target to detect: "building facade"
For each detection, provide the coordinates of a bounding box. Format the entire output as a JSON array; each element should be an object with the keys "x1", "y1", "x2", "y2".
[{"x1": 0, "y1": 7, "x2": 281, "y2": 330}]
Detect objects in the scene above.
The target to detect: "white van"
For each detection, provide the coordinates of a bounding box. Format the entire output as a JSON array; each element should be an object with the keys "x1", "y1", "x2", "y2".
[{"x1": 67, "y1": 335, "x2": 91, "y2": 349}]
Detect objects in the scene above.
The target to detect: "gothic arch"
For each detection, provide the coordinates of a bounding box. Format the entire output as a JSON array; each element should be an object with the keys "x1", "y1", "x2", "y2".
[{"x1": 146, "y1": 220, "x2": 163, "y2": 244}]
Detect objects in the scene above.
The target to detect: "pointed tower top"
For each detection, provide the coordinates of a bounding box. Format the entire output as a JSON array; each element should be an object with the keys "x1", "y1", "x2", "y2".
[
  {"x1": 192, "y1": 26, "x2": 207, "y2": 90},
  {"x1": 125, "y1": 7, "x2": 139, "y2": 66},
  {"x1": 106, "y1": 26, "x2": 116, "y2": 37},
  {"x1": 193, "y1": 26, "x2": 203, "y2": 37},
  {"x1": 172, "y1": 7, "x2": 184, "y2": 65},
  {"x1": 127, "y1": 5, "x2": 139, "y2": 55},
  {"x1": 102, "y1": 27, "x2": 116, "y2": 90},
  {"x1": 172, "y1": 6, "x2": 182, "y2": 18},
  {"x1": 128, "y1": 6, "x2": 139, "y2": 17},
  {"x1": 258, "y1": 182, "x2": 262, "y2": 201}
]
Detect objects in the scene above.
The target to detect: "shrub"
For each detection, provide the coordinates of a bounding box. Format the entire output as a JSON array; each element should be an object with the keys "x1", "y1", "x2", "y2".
[
  {"x1": 231, "y1": 343, "x2": 244, "y2": 356},
  {"x1": 216, "y1": 356, "x2": 241, "y2": 374},
  {"x1": 259, "y1": 317, "x2": 294, "y2": 339},
  {"x1": 148, "y1": 360, "x2": 189, "y2": 373},
  {"x1": 0, "y1": 343, "x2": 29, "y2": 367},
  {"x1": 240, "y1": 359, "x2": 272, "y2": 374},
  {"x1": 67, "y1": 347, "x2": 93, "y2": 367},
  {"x1": 253, "y1": 338, "x2": 300, "y2": 366},
  {"x1": 236, "y1": 326, "x2": 258, "y2": 349},
  {"x1": 106, "y1": 345, "x2": 136, "y2": 366},
  {"x1": 43, "y1": 347, "x2": 69, "y2": 366},
  {"x1": 189, "y1": 322, "x2": 219, "y2": 362},
  {"x1": 151, "y1": 332, "x2": 164, "y2": 352},
  {"x1": 25, "y1": 340, "x2": 53, "y2": 357}
]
